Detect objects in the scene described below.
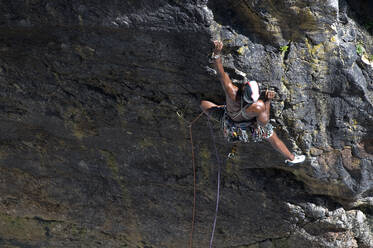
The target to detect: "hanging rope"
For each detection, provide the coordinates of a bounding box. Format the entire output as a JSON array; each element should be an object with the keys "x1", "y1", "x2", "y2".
[
  {"x1": 188, "y1": 111, "x2": 204, "y2": 248},
  {"x1": 207, "y1": 117, "x2": 222, "y2": 248},
  {"x1": 187, "y1": 111, "x2": 224, "y2": 248}
]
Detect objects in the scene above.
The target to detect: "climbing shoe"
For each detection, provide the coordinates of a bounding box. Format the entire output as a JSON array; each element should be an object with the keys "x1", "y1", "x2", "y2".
[{"x1": 285, "y1": 154, "x2": 305, "y2": 165}]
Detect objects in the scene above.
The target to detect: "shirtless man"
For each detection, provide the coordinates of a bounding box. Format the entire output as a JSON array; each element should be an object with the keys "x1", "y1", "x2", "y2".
[{"x1": 200, "y1": 41, "x2": 305, "y2": 165}]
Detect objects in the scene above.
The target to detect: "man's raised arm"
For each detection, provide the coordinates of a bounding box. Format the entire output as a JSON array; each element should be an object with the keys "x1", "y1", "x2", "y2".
[{"x1": 212, "y1": 41, "x2": 237, "y2": 99}]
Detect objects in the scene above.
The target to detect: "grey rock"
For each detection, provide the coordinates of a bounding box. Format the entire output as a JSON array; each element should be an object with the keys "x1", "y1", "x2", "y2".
[{"x1": 0, "y1": 0, "x2": 372, "y2": 247}]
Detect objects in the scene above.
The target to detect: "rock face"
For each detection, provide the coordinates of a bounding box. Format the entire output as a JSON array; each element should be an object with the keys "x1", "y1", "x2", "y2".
[{"x1": 0, "y1": 0, "x2": 372, "y2": 247}]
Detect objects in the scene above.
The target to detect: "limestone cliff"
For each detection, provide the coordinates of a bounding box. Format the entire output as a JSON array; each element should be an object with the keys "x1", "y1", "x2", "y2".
[{"x1": 0, "y1": 0, "x2": 372, "y2": 247}]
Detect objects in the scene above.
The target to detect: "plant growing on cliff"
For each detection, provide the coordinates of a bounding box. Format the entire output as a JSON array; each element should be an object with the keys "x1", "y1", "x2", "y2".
[
  {"x1": 280, "y1": 45, "x2": 289, "y2": 54},
  {"x1": 356, "y1": 43, "x2": 364, "y2": 56}
]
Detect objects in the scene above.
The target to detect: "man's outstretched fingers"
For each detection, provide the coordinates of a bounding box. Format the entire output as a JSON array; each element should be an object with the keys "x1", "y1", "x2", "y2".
[
  {"x1": 213, "y1": 40, "x2": 223, "y2": 53},
  {"x1": 266, "y1": 90, "x2": 276, "y2": 100}
]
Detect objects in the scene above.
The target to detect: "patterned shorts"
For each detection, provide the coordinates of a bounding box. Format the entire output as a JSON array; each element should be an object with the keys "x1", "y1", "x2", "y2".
[{"x1": 251, "y1": 122, "x2": 274, "y2": 142}]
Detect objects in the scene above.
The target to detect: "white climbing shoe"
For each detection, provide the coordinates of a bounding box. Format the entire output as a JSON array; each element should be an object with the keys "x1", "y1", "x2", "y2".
[{"x1": 285, "y1": 154, "x2": 305, "y2": 165}]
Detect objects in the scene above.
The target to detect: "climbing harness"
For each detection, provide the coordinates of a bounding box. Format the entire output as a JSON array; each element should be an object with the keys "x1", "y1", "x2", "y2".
[
  {"x1": 222, "y1": 83, "x2": 273, "y2": 143},
  {"x1": 222, "y1": 110, "x2": 273, "y2": 143},
  {"x1": 222, "y1": 112, "x2": 252, "y2": 143}
]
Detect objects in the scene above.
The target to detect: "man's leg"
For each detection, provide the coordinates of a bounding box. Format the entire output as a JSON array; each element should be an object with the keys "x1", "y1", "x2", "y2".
[
  {"x1": 200, "y1": 100, "x2": 224, "y2": 122},
  {"x1": 267, "y1": 131, "x2": 295, "y2": 160}
]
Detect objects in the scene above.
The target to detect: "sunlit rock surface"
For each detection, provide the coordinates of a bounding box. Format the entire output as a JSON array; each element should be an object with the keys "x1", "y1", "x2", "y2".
[{"x1": 0, "y1": 0, "x2": 372, "y2": 247}]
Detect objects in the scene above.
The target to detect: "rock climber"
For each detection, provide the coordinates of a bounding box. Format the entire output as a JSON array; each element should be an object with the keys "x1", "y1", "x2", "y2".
[{"x1": 200, "y1": 40, "x2": 305, "y2": 165}]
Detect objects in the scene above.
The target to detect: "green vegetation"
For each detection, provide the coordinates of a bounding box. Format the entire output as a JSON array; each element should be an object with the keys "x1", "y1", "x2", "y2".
[
  {"x1": 280, "y1": 45, "x2": 289, "y2": 53},
  {"x1": 356, "y1": 43, "x2": 364, "y2": 56},
  {"x1": 355, "y1": 42, "x2": 373, "y2": 63}
]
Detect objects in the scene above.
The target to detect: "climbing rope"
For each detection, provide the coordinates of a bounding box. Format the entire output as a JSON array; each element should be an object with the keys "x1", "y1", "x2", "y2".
[
  {"x1": 207, "y1": 117, "x2": 222, "y2": 248},
  {"x1": 188, "y1": 111, "x2": 204, "y2": 248},
  {"x1": 187, "y1": 111, "x2": 223, "y2": 248}
]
